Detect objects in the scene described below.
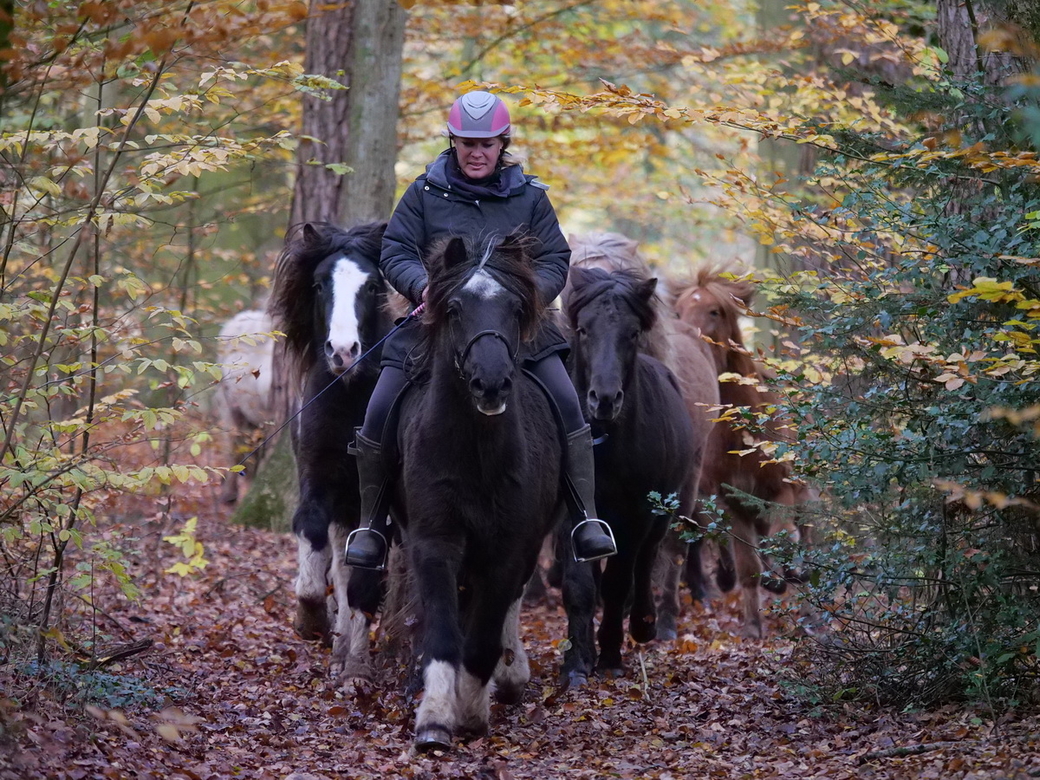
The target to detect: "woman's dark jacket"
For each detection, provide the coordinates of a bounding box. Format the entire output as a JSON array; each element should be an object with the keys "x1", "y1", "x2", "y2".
[{"x1": 380, "y1": 150, "x2": 571, "y2": 371}]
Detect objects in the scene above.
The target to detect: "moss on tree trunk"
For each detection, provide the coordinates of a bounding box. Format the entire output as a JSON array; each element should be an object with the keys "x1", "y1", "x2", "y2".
[{"x1": 230, "y1": 432, "x2": 296, "y2": 533}]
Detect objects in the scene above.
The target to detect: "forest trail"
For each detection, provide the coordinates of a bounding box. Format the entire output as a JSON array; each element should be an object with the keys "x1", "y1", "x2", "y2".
[{"x1": 4, "y1": 492, "x2": 1038, "y2": 780}]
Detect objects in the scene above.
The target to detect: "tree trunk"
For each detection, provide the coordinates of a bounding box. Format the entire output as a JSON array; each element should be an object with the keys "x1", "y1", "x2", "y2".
[
  {"x1": 289, "y1": 0, "x2": 406, "y2": 227},
  {"x1": 341, "y1": 0, "x2": 407, "y2": 223},
  {"x1": 233, "y1": 0, "x2": 407, "y2": 530},
  {"x1": 936, "y1": 0, "x2": 1030, "y2": 85}
]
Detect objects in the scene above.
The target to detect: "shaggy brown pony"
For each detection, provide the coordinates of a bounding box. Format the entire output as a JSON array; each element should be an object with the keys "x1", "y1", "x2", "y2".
[{"x1": 671, "y1": 267, "x2": 814, "y2": 639}]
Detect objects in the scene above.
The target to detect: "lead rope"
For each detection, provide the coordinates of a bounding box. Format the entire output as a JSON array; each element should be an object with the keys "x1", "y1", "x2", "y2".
[{"x1": 232, "y1": 302, "x2": 426, "y2": 472}]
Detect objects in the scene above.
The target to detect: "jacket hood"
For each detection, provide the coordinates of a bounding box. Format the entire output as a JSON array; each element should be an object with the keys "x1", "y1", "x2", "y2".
[{"x1": 423, "y1": 150, "x2": 536, "y2": 197}]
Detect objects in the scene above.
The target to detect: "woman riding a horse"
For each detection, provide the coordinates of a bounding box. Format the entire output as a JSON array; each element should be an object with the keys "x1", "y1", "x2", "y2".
[{"x1": 345, "y1": 90, "x2": 616, "y2": 570}]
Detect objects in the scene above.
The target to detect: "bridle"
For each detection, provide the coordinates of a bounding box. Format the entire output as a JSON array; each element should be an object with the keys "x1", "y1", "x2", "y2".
[{"x1": 452, "y1": 324, "x2": 521, "y2": 377}]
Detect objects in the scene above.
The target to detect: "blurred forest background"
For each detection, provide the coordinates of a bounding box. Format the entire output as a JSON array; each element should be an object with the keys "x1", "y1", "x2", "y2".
[{"x1": 2, "y1": 0, "x2": 1039, "y2": 729}]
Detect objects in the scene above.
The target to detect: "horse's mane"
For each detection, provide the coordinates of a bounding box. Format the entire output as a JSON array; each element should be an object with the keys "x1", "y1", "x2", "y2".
[
  {"x1": 422, "y1": 232, "x2": 544, "y2": 343},
  {"x1": 563, "y1": 266, "x2": 658, "y2": 334},
  {"x1": 569, "y1": 231, "x2": 646, "y2": 274},
  {"x1": 268, "y1": 221, "x2": 387, "y2": 385},
  {"x1": 670, "y1": 265, "x2": 762, "y2": 378},
  {"x1": 566, "y1": 231, "x2": 678, "y2": 365},
  {"x1": 670, "y1": 265, "x2": 756, "y2": 340}
]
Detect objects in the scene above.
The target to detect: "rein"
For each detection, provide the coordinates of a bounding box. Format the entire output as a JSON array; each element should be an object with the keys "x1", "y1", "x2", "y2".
[{"x1": 233, "y1": 303, "x2": 426, "y2": 472}]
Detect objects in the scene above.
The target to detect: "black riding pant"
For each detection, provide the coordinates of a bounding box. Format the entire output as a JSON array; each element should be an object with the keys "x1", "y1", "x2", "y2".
[{"x1": 359, "y1": 353, "x2": 585, "y2": 442}]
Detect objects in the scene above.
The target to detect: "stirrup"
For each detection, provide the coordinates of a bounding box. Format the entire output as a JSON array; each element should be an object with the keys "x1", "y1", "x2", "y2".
[
  {"x1": 344, "y1": 527, "x2": 389, "y2": 571},
  {"x1": 570, "y1": 518, "x2": 617, "y2": 563}
]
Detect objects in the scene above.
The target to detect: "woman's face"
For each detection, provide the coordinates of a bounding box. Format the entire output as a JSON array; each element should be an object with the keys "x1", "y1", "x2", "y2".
[{"x1": 455, "y1": 136, "x2": 504, "y2": 179}]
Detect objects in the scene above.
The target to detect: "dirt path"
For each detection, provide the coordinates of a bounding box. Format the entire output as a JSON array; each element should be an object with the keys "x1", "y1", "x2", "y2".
[{"x1": 4, "y1": 502, "x2": 1039, "y2": 780}]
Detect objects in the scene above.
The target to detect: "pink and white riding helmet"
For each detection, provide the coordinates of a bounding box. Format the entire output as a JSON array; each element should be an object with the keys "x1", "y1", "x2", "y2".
[{"x1": 446, "y1": 91, "x2": 511, "y2": 139}]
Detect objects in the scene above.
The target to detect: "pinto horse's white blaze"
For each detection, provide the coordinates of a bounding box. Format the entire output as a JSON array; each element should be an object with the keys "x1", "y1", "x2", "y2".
[
  {"x1": 463, "y1": 267, "x2": 504, "y2": 299},
  {"x1": 416, "y1": 660, "x2": 457, "y2": 734},
  {"x1": 464, "y1": 268, "x2": 510, "y2": 417},
  {"x1": 325, "y1": 256, "x2": 370, "y2": 374}
]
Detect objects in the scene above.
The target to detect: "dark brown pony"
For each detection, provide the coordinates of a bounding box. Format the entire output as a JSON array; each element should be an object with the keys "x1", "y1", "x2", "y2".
[
  {"x1": 559, "y1": 266, "x2": 707, "y2": 686},
  {"x1": 391, "y1": 233, "x2": 564, "y2": 751},
  {"x1": 567, "y1": 233, "x2": 719, "y2": 639},
  {"x1": 671, "y1": 267, "x2": 813, "y2": 639}
]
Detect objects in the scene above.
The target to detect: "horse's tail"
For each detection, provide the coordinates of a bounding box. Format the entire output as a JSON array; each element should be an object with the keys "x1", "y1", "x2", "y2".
[{"x1": 379, "y1": 540, "x2": 420, "y2": 657}]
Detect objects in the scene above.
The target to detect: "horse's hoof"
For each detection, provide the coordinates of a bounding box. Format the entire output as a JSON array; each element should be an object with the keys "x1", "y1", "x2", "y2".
[
  {"x1": 716, "y1": 568, "x2": 737, "y2": 593},
  {"x1": 739, "y1": 623, "x2": 764, "y2": 640},
  {"x1": 455, "y1": 717, "x2": 489, "y2": 739},
  {"x1": 656, "y1": 624, "x2": 678, "y2": 642},
  {"x1": 565, "y1": 670, "x2": 588, "y2": 689},
  {"x1": 596, "y1": 665, "x2": 625, "y2": 679},
  {"x1": 293, "y1": 600, "x2": 330, "y2": 645},
  {"x1": 760, "y1": 573, "x2": 788, "y2": 595},
  {"x1": 493, "y1": 680, "x2": 525, "y2": 705},
  {"x1": 414, "y1": 724, "x2": 452, "y2": 752},
  {"x1": 784, "y1": 567, "x2": 810, "y2": 585},
  {"x1": 336, "y1": 660, "x2": 374, "y2": 688}
]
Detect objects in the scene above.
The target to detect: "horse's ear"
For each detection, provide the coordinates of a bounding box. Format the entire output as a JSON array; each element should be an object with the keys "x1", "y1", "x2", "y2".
[
  {"x1": 499, "y1": 227, "x2": 529, "y2": 256},
  {"x1": 730, "y1": 280, "x2": 756, "y2": 309},
  {"x1": 637, "y1": 276, "x2": 658, "y2": 302},
  {"x1": 443, "y1": 237, "x2": 468, "y2": 269},
  {"x1": 568, "y1": 264, "x2": 595, "y2": 289},
  {"x1": 302, "y1": 223, "x2": 321, "y2": 247}
]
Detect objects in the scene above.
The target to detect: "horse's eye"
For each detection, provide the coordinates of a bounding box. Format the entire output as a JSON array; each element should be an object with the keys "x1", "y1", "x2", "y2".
[
  {"x1": 575, "y1": 326, "x2": 587, "y2": 337},
  {"x1": 366, "y1": 280, "x2": 380, "y2": 295}
]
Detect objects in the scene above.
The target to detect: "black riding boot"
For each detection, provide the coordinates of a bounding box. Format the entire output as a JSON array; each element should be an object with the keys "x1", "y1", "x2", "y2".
[
  {"x1": 344, "y1": 430, "x2": 393, "y2": 571},
  {"x1": 566, "y1": 425, "x2": 617, "y2": 562}
]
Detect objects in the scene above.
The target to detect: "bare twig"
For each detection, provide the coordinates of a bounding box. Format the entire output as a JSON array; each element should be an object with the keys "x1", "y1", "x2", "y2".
[
  {"x1": 84, "y1": 638, "x2": 154, "y2": 671},
  {"x1": 860, "y1": 740, "x2": 973, "y2": 763}
]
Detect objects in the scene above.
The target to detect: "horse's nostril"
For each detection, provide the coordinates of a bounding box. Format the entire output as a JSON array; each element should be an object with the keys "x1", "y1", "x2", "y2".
[
  {"x1": 324, "y1": 340, "x2": 334, "y2": 357},
  {"x1": 350, "y1": 342, "x2": 361, "y2": 359}
]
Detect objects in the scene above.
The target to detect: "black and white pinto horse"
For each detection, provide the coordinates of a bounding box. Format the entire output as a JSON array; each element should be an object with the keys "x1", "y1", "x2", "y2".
[
  {"x1": 558, "y1": 266, "x2": 703, "y2": 685},
  {"x1": 268, "y1": 221, "x2": 392, "y2": 681},
  {"x1": 391, "y1": 234, "x2": 564, "y2": 751}
]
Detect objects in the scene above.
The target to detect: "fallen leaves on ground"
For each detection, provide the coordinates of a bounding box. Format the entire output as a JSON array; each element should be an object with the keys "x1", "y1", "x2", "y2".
[{"x1": 3, "y1": 492, "x2": 1039, "y2": 780}]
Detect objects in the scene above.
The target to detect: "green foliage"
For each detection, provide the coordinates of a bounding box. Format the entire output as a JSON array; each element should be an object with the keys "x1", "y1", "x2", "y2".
[
  {"x1": 0, "y1": 0, "x2": 313, "y2": 669},
  {"x1": 17, "y1": 660, "x2": 184, "y2": 711},
  {"x1": 760, "y1": 17, "x2": 1040, "y2": 708}
]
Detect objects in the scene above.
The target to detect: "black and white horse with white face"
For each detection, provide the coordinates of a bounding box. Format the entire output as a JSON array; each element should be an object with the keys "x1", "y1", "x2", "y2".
[{"x1": 269, "y1": 221, "x2": 392, "y2": 683}]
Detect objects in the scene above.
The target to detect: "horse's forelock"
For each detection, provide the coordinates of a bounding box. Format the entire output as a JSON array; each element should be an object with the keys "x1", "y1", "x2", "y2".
[
  {"x1": 569, "y1": 231, "x2": 645, "y2": 273},
  {"x1": 425, "y1": 235, "x2": 542, "y2": 341},
  {"x1": 270, "y1": 222, "x2": 386, "y2": 385},
  {"x1": 564, "y1": 267, "x2": 658, "y2": 333}
]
